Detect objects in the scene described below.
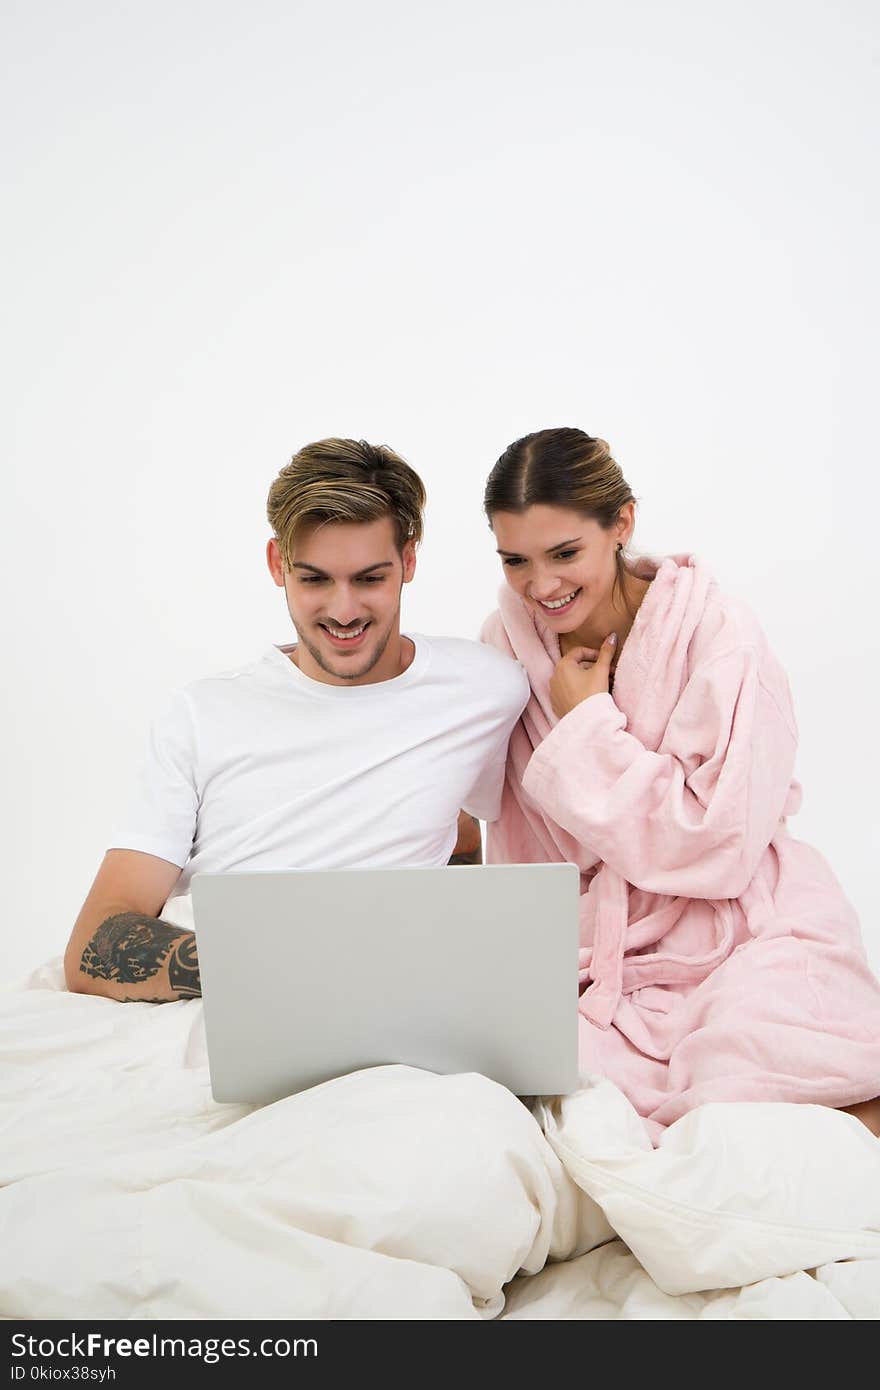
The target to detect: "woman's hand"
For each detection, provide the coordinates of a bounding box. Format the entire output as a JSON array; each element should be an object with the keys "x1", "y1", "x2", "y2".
[{"x1": 550, "y1": 632, "x2": 617, "y2": 719}]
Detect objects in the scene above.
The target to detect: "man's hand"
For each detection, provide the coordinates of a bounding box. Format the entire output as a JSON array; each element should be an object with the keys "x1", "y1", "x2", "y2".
[
  {"x1": 448, "y1": 811, "x2": 482, "y2": 866},
  {"x1": 549, "y1": 632, "x2": 617, "y2": 720}
]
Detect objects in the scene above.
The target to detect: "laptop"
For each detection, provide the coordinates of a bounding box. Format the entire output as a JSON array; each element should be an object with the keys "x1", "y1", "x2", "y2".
[{"x1": 191, "y1": 862, "x2": 580, "y2": 1104}]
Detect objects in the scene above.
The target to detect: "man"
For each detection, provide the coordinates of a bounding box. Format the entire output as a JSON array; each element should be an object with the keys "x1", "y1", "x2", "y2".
[{"x1": 64, "y1": 438, "x2": 529, "y2": 1002}]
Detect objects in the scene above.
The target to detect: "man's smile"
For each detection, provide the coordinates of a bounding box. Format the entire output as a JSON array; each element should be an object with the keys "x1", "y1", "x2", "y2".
[{"x1": 318, "y1": 620, "x2": 372, "y2": 649}]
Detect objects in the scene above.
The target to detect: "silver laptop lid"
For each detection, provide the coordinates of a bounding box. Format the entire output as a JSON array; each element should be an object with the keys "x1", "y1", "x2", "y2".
[{"x1": 191, "y1": 863, "x2": 580, "y2": 1104}]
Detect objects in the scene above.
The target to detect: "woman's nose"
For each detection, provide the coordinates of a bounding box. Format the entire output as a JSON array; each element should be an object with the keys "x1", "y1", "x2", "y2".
[{"x1": 528, "y1": 573, "x2": 563, "y2": 601}]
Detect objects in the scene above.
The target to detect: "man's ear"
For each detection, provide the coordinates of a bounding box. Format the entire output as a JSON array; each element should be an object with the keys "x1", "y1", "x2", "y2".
[
  {"x1": 266, "y1": 537, "x2": 285, "y2": 587},
  {"x1": 401, "y1": 539, "x2": 417, "y2": 584}
]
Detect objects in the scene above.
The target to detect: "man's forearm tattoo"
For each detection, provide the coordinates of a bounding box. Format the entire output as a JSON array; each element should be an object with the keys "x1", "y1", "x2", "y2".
[
  {"x1": 167, "y1": 932, "x2": 201, "y2": 997},
  {"x1": 80, "y1": 913, "x2": 201, "y2": 998}
]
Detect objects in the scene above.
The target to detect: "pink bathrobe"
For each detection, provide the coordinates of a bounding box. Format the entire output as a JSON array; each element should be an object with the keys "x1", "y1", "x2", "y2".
[{"x1": 481, "y1": 552, "x2": 880, "y2": 1143}]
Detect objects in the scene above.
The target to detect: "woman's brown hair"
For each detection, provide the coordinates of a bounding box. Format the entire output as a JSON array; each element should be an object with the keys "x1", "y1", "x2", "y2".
[{"x1": 484, "y1": 427, "x2": 639, "y2": 615}]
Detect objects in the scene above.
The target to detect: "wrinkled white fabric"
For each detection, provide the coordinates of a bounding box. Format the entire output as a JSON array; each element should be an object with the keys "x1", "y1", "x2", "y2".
[{"x1": 2, "y1": 961, "x2": 878, "y2": 1320}]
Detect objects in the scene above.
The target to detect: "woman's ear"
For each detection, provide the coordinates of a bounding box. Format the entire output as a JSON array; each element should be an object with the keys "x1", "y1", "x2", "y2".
[{"x1": 617, "y1": 501, "x2": 636, "y2": 547}]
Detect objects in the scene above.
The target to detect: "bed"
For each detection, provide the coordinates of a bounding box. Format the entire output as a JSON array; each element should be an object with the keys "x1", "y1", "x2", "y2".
[{"x1": 3, "y1": 956, "x2": 879, "y2": 1320}]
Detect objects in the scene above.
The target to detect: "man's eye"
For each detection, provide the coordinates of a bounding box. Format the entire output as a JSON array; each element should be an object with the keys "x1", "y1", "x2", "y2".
[
  {"x1": 359, "y1": 576, "x2": 385, "y2": 584},
  {"x1": 300, "y1": 576, "x2": 326, "y2": 584}
]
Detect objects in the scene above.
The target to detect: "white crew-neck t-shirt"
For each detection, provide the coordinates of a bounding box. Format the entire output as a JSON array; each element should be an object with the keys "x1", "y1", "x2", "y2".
[{"x1": 107, "y1": 634, "x2": 529, "y2": 920}]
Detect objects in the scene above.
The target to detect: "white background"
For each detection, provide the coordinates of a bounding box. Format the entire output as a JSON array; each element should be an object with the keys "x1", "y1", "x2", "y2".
[{"x1": 2, "y1": 0, "x2": 878, "y2": 979}]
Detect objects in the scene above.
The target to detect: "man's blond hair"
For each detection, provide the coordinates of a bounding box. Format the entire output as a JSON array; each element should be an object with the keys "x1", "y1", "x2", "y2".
[{"x1": 266, "y1": 438, "x2": 426, "y2": 570}]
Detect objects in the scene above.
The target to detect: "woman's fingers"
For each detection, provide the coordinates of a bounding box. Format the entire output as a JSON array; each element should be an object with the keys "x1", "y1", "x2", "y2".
[{"x1": 566, "y1": 636, "x2": 616, "y2": 665}]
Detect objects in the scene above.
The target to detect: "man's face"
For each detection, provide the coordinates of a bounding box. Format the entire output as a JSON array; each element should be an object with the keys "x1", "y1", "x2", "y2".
[{"x1": 267, "y1": 516, "x2": 416, "y2": 685}]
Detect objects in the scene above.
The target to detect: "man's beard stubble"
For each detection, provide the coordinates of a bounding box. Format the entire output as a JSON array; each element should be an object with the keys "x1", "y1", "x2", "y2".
[{"x1": 293, "y1": 608, "x2": 399, "y2": 682}]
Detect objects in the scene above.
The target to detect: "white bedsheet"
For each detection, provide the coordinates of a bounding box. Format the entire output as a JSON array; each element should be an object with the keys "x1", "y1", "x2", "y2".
[{"x1": 2, "y1": 960, "x2": 878, "y2": 1320}]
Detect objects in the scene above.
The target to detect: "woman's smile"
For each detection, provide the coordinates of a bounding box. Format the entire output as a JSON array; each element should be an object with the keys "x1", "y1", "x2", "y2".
[{"x1": 534, "y1": 588, "x2": 582, "y2": 616}]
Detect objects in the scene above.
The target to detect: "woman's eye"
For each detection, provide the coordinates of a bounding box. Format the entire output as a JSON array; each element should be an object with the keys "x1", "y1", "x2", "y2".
[
  {"x1": 553, "y1": 550, "x2": 578, "y2": 561},
  {"x1": 502, "y1": 557, "x2": 526, "y2": 567}
]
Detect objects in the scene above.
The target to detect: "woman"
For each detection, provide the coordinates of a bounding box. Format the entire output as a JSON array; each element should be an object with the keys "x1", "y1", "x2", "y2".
[{"x1": 480, "y1": 426, "x2": 880, "y2": 1144}]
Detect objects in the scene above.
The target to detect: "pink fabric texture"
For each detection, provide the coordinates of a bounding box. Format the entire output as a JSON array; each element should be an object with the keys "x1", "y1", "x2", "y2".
[{"x1": 481, "y1": 552, "x2": 880, "y2": 1143}]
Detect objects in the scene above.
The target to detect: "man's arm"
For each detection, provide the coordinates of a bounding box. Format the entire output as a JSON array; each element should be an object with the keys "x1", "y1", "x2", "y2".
[
  {"x1": 65, "y1": 849, "x2": 199, "y2": 1002},
  {"x1": 447, "y1": 811, "x2": 483, "y2": 866}
]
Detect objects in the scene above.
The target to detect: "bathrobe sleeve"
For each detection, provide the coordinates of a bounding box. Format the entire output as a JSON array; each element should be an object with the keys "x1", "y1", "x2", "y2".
[{"x1": 521, "y1": 645, "x2": 798, "y2": 899}]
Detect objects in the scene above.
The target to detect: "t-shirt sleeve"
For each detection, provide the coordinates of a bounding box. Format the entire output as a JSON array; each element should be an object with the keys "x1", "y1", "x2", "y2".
[
  {"x1": 460, "y1": 656, "x2": 530, "y2": 823},
  {"x1": 106, "y1": 689, "x2": 200, "y2": 868},
  {"x1": 460, "y1": 732, "x2": 510, "y2": 823}
]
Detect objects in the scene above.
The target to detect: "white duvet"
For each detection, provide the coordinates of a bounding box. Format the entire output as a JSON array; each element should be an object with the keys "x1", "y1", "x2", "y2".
[{"x1": 2, "y1": 961, "x2": 879, "y2": 1320}]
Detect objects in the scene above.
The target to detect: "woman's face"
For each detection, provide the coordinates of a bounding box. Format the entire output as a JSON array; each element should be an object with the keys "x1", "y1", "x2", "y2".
[{"x1": 491, "y1": 504, "x2": 628, "y2": 633}]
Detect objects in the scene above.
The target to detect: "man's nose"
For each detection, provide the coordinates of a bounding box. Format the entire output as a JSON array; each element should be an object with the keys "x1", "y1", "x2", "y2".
[{"x1": 327, "y1": 586, "x2": 362, "y2": 624}]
